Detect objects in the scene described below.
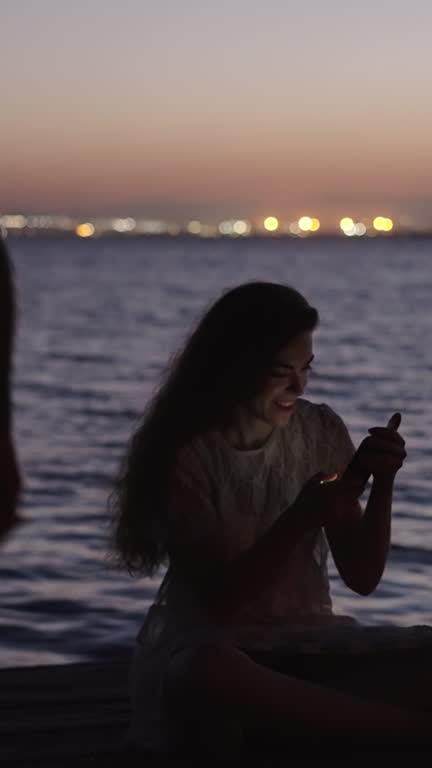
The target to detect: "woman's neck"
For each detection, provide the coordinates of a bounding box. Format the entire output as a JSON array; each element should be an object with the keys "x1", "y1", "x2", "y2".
[{"x1": 220, "y1": 408, "x2": 274, "y2": 451}]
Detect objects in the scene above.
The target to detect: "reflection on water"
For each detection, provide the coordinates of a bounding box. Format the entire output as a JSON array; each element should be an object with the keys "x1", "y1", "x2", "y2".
[{"x1": 1, "y1": 236, "x2": 431, "y2": 666}]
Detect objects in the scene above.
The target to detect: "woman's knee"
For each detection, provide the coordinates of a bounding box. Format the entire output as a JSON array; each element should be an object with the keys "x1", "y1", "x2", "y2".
[
  {"x1": 163, "y1": 641, "x2": 241, "y2": 709},
  {"x1": 162, "y1": 642, "x2": 245, "y2": 752}
]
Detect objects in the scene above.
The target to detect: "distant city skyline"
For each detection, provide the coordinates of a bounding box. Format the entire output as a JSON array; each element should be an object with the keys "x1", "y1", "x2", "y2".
[
  {"x1": 3, "y1": 210, "x2": 427, "y2": 238},
  {"x1": 2, "y1": 1, "x2": 432, "y2": 225}
]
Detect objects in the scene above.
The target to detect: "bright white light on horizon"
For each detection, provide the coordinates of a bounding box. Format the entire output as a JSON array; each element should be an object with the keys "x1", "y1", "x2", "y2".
[
  {"x1": 233, "y1": 219, "x2": 250, "y2": 236},
  {"x1": 298, "y1": 216, "x2": 313, "y2": 232},
  {"x1": 0, "y1": 214, "x2": 27, "y2": 229},
  {"x1": 112, "y1": 217, "x2": 136, "y2": 233},
  {"x1": 298, "y1": 216, "x2": 320, "y2": 233},
  {"x1": 263, "y1": 216, "x2": 279, "y2": 232},
  {"x1": 187, "y1": 220, "x2": 202, "y2": 234},
  {"x1": 218, "y1": 220, "x2": 233, "y2": 235},
  {"x1": 340, "y1": 217, "x2": 355, "y2": 235},
  {"x1": 219, "y1": 220, "x2": 250, "y2": 236},
  {"x1": 340, "y1": 218, "x2": 368, "y2": 236}
]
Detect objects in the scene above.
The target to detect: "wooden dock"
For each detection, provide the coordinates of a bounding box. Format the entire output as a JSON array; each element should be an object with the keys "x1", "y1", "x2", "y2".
[
  {"x1": 0, "y1": 658, "x2": 131, "y2": 767},
  {"x1": 2, "y1": 631, "x2": 432, "y2": 764}
]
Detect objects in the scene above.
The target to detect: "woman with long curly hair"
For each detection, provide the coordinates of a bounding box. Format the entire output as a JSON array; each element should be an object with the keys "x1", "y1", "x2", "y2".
[{"x1": 110, "y1": 281, "x2": 428, "y2": 753}]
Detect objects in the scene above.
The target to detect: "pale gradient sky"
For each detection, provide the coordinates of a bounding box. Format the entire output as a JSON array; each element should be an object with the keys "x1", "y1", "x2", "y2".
[{"x1": 2, "y1": 0, "x2": 432, "y2": 225}]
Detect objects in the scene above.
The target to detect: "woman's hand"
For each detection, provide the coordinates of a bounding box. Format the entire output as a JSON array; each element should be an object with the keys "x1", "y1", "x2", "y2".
[
  {"x1": 291, "y1": 471, "x2": 339, "y2": 529},
  {"x1": 340, "y1": 412, "x2": 406, "y2": 495},
  {"x1": 292, "y1": 413, "x2": 406, "y2": 531}
]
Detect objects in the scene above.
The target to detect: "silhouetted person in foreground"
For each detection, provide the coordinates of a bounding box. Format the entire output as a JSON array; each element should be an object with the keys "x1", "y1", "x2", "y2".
[
  {"x1": 110, "y1": 281, "x2": 430, "y2": 754},
  {"x1": 0, "y1": 236, "x2": 21, "y2": 541}
]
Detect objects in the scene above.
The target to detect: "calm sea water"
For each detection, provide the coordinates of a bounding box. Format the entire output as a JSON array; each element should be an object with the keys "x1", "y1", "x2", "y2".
[{"x1": 1, "y1": 235, "x2": 432, "y2": 667}]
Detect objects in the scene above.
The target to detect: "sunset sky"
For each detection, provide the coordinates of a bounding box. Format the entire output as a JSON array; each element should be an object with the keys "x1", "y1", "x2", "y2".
[{"x1": 2, "y1": 0, "x2": 432, "y2": 227}]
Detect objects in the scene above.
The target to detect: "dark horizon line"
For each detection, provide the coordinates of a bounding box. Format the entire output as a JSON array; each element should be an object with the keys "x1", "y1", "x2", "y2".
[{"x1": 5, "y1": 230, "x2": 432, "y2": 241}]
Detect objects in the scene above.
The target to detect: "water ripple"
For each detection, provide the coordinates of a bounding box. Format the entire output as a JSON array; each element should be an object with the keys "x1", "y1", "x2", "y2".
[{"x1": 1, "y1": 236, "x2": 432, "y2": 666}]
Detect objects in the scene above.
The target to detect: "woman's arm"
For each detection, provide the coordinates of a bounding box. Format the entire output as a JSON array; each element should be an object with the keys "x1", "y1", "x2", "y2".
[
  {"x1": 168, "y1": 472, "x2": 334, "y2": 621},
  {"x1": 325, "y1": 414, "x2": 406, "y2": 595}
]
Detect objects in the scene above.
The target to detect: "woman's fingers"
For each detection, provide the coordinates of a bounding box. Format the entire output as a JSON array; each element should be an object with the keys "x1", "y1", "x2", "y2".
[
  {"x1": 368, "y1": 427, "x2": 405, "y2": 446},
  {"x1": 319, "y1": 472, "x2": 338, "y2": 485},
  {"x1": 353, "y1": 434, "x2": 407, "y2": 479},
  {"x1": 362, "y1": 451, "x2": 405, "y2": 467},
  {"x1": 368, "y1": 412, "x2": 403, "y2": 443},
  {"x1": 345, "y1": 413, "x2": 406, "y2": 487},
  {"x1": 359, "y1": 434, "x2": 407, "y2": 458},
  {"x1": 387, "y1": 412, "x2": 401, "y2": 431},
  {"x1": 363, "y1": 435, "x2": 406, "y2": 456}
]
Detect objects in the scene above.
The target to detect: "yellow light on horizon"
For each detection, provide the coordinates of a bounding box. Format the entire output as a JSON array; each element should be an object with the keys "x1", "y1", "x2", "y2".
[
  {"x1": 76, "y1": 222, "x2": 95, "y2": 238},
  {"x1": 310, "y1": 218, "x2": 320, "y2": 232},
  {"x1": 373, "y1": 216, "x2": 385, "y2": 231},
  {"x1": 263, "y1": 216, "x2": 279, "y2": 232},
  {"x1": 373, "y1": 216, "x2": 394, "y2": 232},
  {"x1": 339, "y1": 216, "x2": 355, "y2": 233}
]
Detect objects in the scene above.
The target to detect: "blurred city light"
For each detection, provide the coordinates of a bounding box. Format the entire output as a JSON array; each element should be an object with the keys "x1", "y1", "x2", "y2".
[
  {"x1": 0, "y1": 209, "x2": 411, "y2": 238},
  {"x1": 75, "y1": 223, "x2": 95, "y2": 238},
  {"x1": 187, "y1": 220, "x2": 202, "y2": 235},
  {"x1": 298, "y1": 216, "x2": 320, "y2": 233},
  {"x1": 373, "y1": 216, "x2": 394, "y2": 232},
  {"x1": 167, "y1": 223, "x2": 181, "y2": 236},
  {"x1": 340, "y1": 217, "x2": 355, "y2": 235},
  {"x1": 339, "y1": 218, "x2": 367, "y2": 237},
  {"x1": 298, "y1": 216, "x2": 313, "y2": 232},
  {"x1": 112, "y1": 217, "x2": 136, "y2": 233},
  {"x1": 263, "y1": 216, "x2": 279, "y2": 232},
  {"x1": 232, "y1": 219, "x2": 250, "y2": 236},
  {"x1": 0, "y1": 214, "x2": 27, "y2": 229},
  {"x1": 218, "y1": 220, "x2": 233, "y2": 235},
  {"x1": 134, "y1": 220, "x2": 168, "y2": 234}
]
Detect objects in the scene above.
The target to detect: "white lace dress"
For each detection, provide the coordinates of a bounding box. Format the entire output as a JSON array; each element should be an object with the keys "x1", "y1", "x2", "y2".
[{"x1": 125, "y1": 398, "x2": 431, "y2": 751}]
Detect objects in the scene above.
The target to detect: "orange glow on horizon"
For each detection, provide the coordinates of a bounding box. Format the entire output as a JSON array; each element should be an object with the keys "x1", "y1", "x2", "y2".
[{"x1": 75, "y1": 222, "x2": 95, "y2": 237}]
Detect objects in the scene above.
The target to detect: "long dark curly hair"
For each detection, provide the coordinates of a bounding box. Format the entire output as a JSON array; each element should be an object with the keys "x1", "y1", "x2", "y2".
[{"x1": 109, "y1": 281, "x2": 318, "y2": 576}]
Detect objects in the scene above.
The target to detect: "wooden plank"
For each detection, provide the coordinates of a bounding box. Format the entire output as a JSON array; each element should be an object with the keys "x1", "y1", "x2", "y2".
[
  {"x1": 2, "y1": 641, "x2": 432, "y2": 763},
  {"x1": 0, "y1": 661, "x2": 130, "y2": 766}
]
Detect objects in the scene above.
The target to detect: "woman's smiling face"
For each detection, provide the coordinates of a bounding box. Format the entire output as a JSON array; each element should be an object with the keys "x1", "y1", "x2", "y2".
[{"x1": 245, "y1": 331, "x2": 314, "y2": 431}]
